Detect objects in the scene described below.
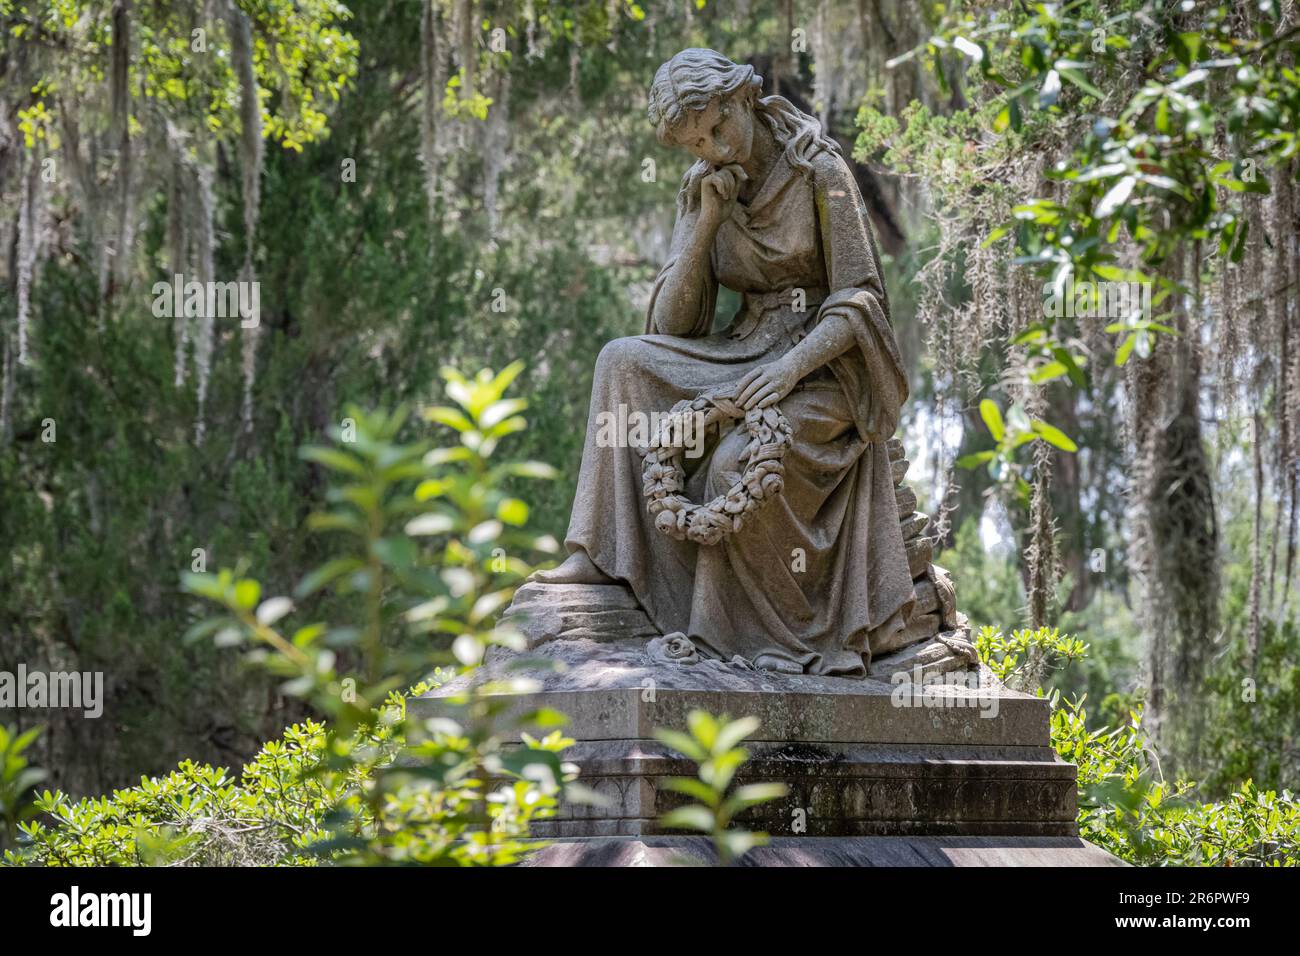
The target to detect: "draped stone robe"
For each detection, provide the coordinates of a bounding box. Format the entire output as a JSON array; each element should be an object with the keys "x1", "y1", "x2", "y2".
[{"x1": 563, "y1": 143, "x2": 915, "y2": 676}]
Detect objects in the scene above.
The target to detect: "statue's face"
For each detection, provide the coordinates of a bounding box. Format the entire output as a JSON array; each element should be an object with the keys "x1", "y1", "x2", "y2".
[{"x1": 668, "y1": 92, "x2": 754, "y2": 167}]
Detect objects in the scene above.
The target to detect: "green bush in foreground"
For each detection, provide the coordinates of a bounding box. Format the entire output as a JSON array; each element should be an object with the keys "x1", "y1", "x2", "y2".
[
  {"x1": 11, "y1": 704, "x2": 788, "y2": 867},
  {"x1": 0, "y1": 725, "x2": 45, "y2": 849},
  {"x1": 9, "y1": 365, "x2": 578, "y2": 866},
  {"x1": 5, "y1": 366, "x2": 785, "y2": 867},
  {"x1": 978, "y1": 625, "x2": 1299, "y2": 866},
  {"x1": 7, "y1": 700, "x2": 577, "y2": 867},
  {"x1": 11, "y1": 720, "x2": 336, "y2": 866},
  {"x1": 11, "y1": 624, "x2": 1296, "y2": 866},
  {"x1": 655, "y1": 711, "x2": 788, "y2": 865}
]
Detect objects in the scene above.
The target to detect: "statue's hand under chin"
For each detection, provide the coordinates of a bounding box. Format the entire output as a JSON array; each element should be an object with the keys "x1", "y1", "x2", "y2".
[{"x1": 697, "y1": 163, "x2": 747, "y2": 229}]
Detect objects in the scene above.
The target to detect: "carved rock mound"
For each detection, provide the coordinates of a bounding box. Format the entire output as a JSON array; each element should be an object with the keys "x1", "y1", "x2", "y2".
[
  {"x1": 503, "y1": 582, "x2": 658, "y2": 647},
  {"x1": 877, "y1": 436, "x2": 976, "y2": 680}
]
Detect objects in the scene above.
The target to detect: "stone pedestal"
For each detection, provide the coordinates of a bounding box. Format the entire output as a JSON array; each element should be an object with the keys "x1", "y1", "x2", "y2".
[
  {"x1": 417, "y1": 637, "x2": 1120, "y2": 865},
  {"x1": 523, "y1": 835, "x2": 1125, "y2": 867}
]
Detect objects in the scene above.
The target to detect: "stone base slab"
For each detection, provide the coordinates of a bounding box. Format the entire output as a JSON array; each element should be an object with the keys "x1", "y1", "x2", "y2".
[
  {"x1": 418, "y1": 637, "x2": 1082, "y2": 841},
  {"x1": 424, "y1": 637, "x2": 1048, "y2": 747},
  {"x1": 523, "y1": 835, "x2": 1125, "y2": 867},
  {"x1": 532, "y1": 738, "x2": 1078, "y2": 838}
]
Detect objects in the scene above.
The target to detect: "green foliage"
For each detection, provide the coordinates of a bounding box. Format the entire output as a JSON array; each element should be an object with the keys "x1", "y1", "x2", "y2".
[
  {"x1": 176, "y1": 368, "x2": 575, "y2": 865},
  {"x1": 869, "y1": 2, "x2": 1297, "y2": 791},
  {"x1": 0, "y1": 724, "x2": 45, "y2": 850},
  {"x1": 0, "y1": 0, "x2": 664, "y2": 795},
  {"x1": 1057, "y1": 698, "x2": 1300, "y2": 867},
  {"x1": 8, "y1": 370, "x2": 579, "y2": 866},
  {"x1": 938, "y1": 518, "x2": 1026, "y2": 629},
  {"x1": 975, "y1": 624, "x2": 1089, "y2": 694},
  {"x1": 655, "y1": 710, "x2": 788, "y2": 866},
  {"x1": 4, "y1": 0, "x2": 358, "y2": 151},
  {"x1": 10, "y1": 720, "x2": 336, "y2": 866},
  {"x1": 1055, "y1": 593, "x2": 1142, "y2": 729},
  {"x1": 879, "y1": 0, "x2": 1300, "y2": 479},
  {"x1": 957, "y1": 397, "x2": 1078, "y2": 494},
  {"x1": 928, "y1": 0, "x2": 1299, "y2": 284},
  {"x1": 855, "y1": 99, "x2": 1013, "y2": 196},
  {"x1": 7, "y1": 694, "x2": 577, "y2": 867},
  {"x1": 978, "y1": 623, "x2": 1299, "y2": 865}
]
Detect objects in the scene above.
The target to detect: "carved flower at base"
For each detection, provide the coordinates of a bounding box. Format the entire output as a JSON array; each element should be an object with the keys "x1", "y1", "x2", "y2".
[{"x1": 647, "y1": 632, "x2": 700, "y2": 664}]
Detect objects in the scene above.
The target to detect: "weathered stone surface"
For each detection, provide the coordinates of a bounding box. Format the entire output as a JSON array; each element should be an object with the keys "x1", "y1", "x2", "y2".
[
  {"x1": 553, "y1": 609, "x2": 657, "y2": 632},
  {"x1": 421, "y1": 637, "x2": 1041, "y2": 747},
  {"x1": 523, "y1": 835, "x2": 1125, "y2": 867},
  {"x1": 906, "y1": 535, "x2": 934, "y2": 577},
  {"x1": 895, "y1": 484, "x2": 918, "y2": 517},
  {"x1": 872, "y1": 611, "x2": 940, "y2": 656},
  {"x1": 868, "y1": 629, "x2": 977, "y2": 682},
  {"x1": 871, "y1": 566, "x2": 968, "y2": 665},
  {"x1": 900, "y1": 509, "x2": 931, "y2": 541},
  {"x1": 886, "y1": 437, "x2": 905, "y2": 461},
  {"x1": 912, "y1": 577, "x2": 939, "y2": 616},
  {"x1": 416, "y1": 635, "x2": 1098, "y2": 851},
  {"x1": 931, "y1": 563, "x2": 961, "y2": 630},
  {"x1": 510, "y1": 581, "x2": 641, "y2": 612},
  {"x1": 528, "y1": 736, "x2": 1077, "y2": 839},
  {"x1": 503, "y1": 581, "x2": 658, "y2": 649},
  {"x1": 891, "y1": 457, "x2": 910, "y2": 486},
  {"x1": 419, "y1": 640, "x2": 1077, "y2": 841}
]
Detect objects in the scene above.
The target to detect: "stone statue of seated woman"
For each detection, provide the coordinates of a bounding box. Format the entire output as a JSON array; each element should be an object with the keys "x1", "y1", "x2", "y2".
[{"x1": 520, "y1": 48, "x2": 972, "y2": 679}]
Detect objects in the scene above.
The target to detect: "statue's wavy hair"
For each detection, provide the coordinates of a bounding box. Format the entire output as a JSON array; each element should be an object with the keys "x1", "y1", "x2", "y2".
[{"x1": 647, "y1": 48, "x2": 840, "y2": 208}]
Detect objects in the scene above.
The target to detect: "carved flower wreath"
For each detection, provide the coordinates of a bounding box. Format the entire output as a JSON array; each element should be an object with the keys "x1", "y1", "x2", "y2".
[{"x1": 641, "y1": 393, "x2": 794, "y2": 545}]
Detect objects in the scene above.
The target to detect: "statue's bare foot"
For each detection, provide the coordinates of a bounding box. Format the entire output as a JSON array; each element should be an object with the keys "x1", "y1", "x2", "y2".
[
  {"x1": 752, "y1": 653, "x2": 803, "y2": 674},
  {"x1": 531, "y1": 549, "x2": 615, "y2": 585}
]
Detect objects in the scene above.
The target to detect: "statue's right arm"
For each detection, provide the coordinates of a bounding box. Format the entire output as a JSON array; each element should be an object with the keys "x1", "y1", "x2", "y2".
[{"x1": 650, "y1": 208, "x2": 721, "y2": 336}]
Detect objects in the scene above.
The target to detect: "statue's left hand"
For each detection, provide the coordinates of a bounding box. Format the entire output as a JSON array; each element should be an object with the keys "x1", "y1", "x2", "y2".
[{"x1": 735, "y1": 359, "x2": 800, "y2": 410}]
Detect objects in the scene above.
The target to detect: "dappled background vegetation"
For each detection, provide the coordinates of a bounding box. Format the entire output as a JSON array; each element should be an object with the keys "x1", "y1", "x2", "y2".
[{"x1": 1, "y1": 0, "x2": 1297, "y2": 825}]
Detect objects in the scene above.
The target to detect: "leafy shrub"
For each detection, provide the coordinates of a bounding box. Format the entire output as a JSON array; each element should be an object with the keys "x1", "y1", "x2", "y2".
[
  {"x1": 10, "y1": 720, "x2": 335, "y2": 866},
  {"x1": 979, "y1": 625, "x2": 1300, "y2": 866},
  {"x1": 0, "y1": 725, "x2": 45, "y2": 851},
  {"x1": 975, "y1": 623, "x2": 1088, "y2": 693},
  {"x1": 655, "y1": 711, "x2": 788, "y2": 865},
  {"x1": 9, "y1": 365, "x2": 578, "y2": 867}
]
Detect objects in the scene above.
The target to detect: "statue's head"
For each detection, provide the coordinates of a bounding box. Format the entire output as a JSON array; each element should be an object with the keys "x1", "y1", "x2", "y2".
[{"x1": 647, "y1": 49, "x2": 762, "y2": 167}]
